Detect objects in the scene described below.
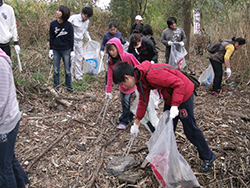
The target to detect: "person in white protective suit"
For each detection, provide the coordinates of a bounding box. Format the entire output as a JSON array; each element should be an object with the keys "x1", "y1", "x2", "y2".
[
  {"x1": 68, "y1": 7, "x2": 93, "y2": 81},
  {"x1": 0, "y1": 0, "x2": 20, "y2": 57}
]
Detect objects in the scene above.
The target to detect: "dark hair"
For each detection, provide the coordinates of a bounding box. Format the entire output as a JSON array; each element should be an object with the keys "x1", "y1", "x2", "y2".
[
  {"x1": 58, "y1": 5, "x2": 70, "y2": 22},
  {"x1": 142, "y1": 24, "x2": 153, "y2": 36},
  {"x1": 133, "y1": 24, "x2": 143, "y2": 34},
  {"x1": 129, "y1": 33, "x2": 141, "y2": 48},
  {"x1": 232, "y1": 37, "x2": 246, "y2": 45},
  {"x1": 106, "y1": 43, "x2": 121, "y2": 65},
  {"x1": 82, "y1": 7, "x2": 93, "y2": 18},
  {"x1": 167, "y1": 17, "x2": 177, "y2": 28},
  {"x1": 113, "y1": 62, "x2": 135, "y2": 84},
  {"x1": 108, "y1": 21, "x2": 117, "y2": 29}
]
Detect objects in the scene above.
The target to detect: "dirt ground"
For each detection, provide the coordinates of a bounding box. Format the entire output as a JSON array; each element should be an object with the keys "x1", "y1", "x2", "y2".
[{"x1": 15, "y1": 45, "x2": 249, "y2": 188}]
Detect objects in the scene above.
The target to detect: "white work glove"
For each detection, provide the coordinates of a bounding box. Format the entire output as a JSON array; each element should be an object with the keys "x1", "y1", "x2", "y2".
[
  {"x1": 88, "y1": 37, "x2": 92, "y2": 41},
  {"x1": 70, "y1": 51, "x2": 75, "y2": 58},
  {"x1": 48, "y1": 50, "x2": 54, "y2": 60},
  {"x1": 100, "y1": 51, "x2": 104, "y2": 60},
  {"x1": 169, "y1": 106, "x2": 179, "y2": 119},
  {"x1": 105, "y1": 92, "x2": 112, "y2": 100},
  {"x1": 180, "y1": 41, "x2": 185, "y2": 46},
  {"x1": 151, "y1": 60, "x2": 155, "y2": 64},
  {"x1": 168, "y1": 41, "x2": 173, "y2": 46},
  {"x1": 130, "y1": 123, "x2": 139, "y2": 137},
  {"x1": 125, "y1": 41, "x2": 129, "y2": 46},
  {"x1": 14, "y1": 45, "x2": 20, "y2": 55},
  {"x1": 225, "y1": 68, "x2": 231, "y2": 78}
]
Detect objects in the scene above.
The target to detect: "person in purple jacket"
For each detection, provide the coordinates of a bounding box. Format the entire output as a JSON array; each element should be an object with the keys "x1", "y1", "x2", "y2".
[{"x1": 100, "y1": 21, "x2": 129, "y2": 63}]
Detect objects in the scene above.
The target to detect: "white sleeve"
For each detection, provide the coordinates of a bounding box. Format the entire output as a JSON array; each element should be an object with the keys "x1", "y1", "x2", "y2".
[{"x1": 10, "y1": 6, "x2": 18, "y2": 42}]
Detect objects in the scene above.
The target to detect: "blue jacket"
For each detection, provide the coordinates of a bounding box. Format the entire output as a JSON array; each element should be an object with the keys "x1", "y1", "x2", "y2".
[{"x1": 100, "y1": 31, "x2": 126, "y2": 51}]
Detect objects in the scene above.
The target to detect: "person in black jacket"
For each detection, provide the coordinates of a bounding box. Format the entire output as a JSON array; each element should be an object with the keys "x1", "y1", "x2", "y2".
[
  {"x1": 128, "y1": 33, "x2": 158, "y2": 64},
  {"x1": 130, "y1": 15, "x2": 143, "y2": 35}
]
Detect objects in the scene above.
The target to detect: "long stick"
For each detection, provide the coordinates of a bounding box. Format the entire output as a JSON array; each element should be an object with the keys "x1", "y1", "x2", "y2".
[{"x1": 26, "y1": 128, "x2": 70, "y2": 173}]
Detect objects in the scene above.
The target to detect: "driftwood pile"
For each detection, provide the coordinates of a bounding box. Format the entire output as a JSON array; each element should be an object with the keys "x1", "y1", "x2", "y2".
[{"x1": 15, "y1": 55, "x2": 249, "y2": 188}]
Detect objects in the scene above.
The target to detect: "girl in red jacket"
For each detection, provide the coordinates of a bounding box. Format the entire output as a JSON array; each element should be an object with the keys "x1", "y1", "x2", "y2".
[
  {"x1": 105, "y1": 37, "x2": 140, "y2": 129},
  {"x1": 112, "y1": 61, "x2": 215, "y2": 173}
]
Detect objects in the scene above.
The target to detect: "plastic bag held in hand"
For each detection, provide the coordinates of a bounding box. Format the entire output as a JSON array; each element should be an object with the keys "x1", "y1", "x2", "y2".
[
  {"x1": 170, "y1": 106, "x2": 179, "y2": 119},
  {"x1": 14, "y1": 45, "x2": 20, "y2": 55},
  {"x1": 130, "y1": 123, "x2": 139, "y2": 137},
  {"x1": 70, "y1": 51, "x2": 75, "y2": 58},
  {"x1": 48, "y1": 50, "x2": 54, "y2": 60},
  {"x1": 225, "y1": 68, "x2": 231, "y2": 78},
  {"x1": 179, "y1": 41, "x2": 185, "y2": 46},
  {"x1": 105, "y1": 92, "x2": 112, "y2": 100},
  {"x1": 168, "y1": 41, "x2": 173, "y2": 46}
]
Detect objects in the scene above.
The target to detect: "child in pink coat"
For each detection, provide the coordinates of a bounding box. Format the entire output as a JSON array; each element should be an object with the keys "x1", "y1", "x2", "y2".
[{"x1": 105, "y1": 37, "x2": 140, "y2": 129}]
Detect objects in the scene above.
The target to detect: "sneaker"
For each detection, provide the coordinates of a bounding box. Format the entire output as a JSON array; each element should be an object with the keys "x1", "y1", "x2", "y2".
[
  {"x1": 221, "y1": 89, "x2": 228, "y2": 92},
  {"x1": 200, "y1": 152, "x2": 216, "y2": 173},
  {"x1": 117, "y1": 124, "x2": 126, "y2": 130},
  {"x1": 212, "y1": 91, "x2": 219, "y2": 96},
  {"x1": 67, "y1": 88, "x2": 73, "y2": 93}
]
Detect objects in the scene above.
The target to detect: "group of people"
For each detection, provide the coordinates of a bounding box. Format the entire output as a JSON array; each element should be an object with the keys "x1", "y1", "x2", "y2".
[{"x1": 0, "y1": 1, "x2": 247, "y2": 187}]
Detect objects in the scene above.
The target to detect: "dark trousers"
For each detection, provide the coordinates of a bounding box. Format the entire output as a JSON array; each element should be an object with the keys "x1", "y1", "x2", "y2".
[
  {"x1": 119, "y1": 91, "x2": 134, "y2": 125},
  {"x1": 0, "y1": 121, "x2": 30, "y2": 188},
  {"x1": 0, "y1": 43, "x2": 11, "y2": 57},
  {"x1": 210, "y1": 58, "x2": 223, "y2": 92},
  {"x1": 164, "y1": 94, "x2": 213, "y2": 160}
]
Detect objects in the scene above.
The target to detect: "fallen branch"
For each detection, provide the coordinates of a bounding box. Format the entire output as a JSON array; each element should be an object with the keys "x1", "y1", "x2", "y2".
[
  {"x1": 86, "y1": 131, "x2": 122, "y2": 188},
  {"x1": 26, "y1": 128, "x2": 70, "y2": 173}
]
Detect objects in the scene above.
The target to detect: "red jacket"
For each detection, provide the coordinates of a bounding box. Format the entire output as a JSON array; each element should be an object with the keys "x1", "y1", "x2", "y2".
[{"x1": 135, "y1": 61, "x2": 194, "y2": 120}]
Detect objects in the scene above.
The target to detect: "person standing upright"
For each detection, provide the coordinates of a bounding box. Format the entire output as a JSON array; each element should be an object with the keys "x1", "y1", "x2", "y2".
[
  {"x1": 161, "y1": 17, "x2": 186, "y2": 63},
  {"x1": 68, "y1": 7, "x2": 93, "y2": 81},
  {"x1": 0, "y1": 0, "x2": 20, "y2": 57},
  {"x1": 130, "y1": 15, "x2": 143, "y2": 35}
]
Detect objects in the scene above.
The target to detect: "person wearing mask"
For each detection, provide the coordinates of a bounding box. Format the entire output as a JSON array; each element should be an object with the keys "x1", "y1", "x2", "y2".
[
  {"x1": 68, "y1": 7, "x2": 93, "y2": 81},
  {"x1": 0, "y1": 49, "x2": 30, "y2": 188},
  {"x1": 0, "y1": 0, "x2": 20, "y2": 57},
  {"x1": 130, "y1": 15, "x2": 143, "y2": 35},
  {"x1": 209, "y1": 37, "x2": 246, "y2": 96},
  {"x1": 161, "y1": 17, "x2": 186, "y2": 63},
  {"x1": 128, "y1": 33, "x2": 158, "y2": 64}
]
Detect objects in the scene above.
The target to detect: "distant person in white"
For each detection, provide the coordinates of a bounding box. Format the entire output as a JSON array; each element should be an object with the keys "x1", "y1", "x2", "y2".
[
  {"x1": 68, "y1": 7, "x2": 93, "y2": 81},
  {"x1": 0, "y1": 0, "x2": 20, "y2": 57}
]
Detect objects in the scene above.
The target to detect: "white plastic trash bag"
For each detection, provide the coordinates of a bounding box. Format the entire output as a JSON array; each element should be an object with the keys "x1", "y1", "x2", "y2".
[
  {"x1": 169, "y1": 42, "x2": 187, "y2": 70},
  {"x1": 146, "y1": 111, "x2": 200, "y2": 188},
  {"x1": 82, "y1": 40, "x2": 105, "y2": 74},
  {"x1": 131, "y1": 89, "x2": 159, "y2": 131},
  {"x1": 198, "y1": 64, "x2": 214, "y2": 87}
]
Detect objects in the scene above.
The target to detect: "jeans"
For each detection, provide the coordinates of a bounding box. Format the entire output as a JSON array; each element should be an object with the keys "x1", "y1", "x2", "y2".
[
  {"x1": 210, "y1": 58, "x2": 222, "y2": 92},
  {"x1": 119, "y1": 91, "x2": 134, "y2": 125},
  {"x1": 164, "y1": 94, "x2": 213, "y2": 160},
  {"x1": 53, "y1": 49, "x2": 72, "y2": 90},
  {"x1": 0, "y1": 121, "x2": 30, "y2": 188}
]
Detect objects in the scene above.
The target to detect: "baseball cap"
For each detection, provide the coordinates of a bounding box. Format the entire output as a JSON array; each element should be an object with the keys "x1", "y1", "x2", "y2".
[{"x1": 135, "y1": 15, "x2": 143, "y2": 21}]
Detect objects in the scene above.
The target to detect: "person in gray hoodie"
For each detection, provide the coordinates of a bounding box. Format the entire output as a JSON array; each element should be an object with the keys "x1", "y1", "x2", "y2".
[{"x1": 0, "y1": 49, "x2": 29, "y2": 188}]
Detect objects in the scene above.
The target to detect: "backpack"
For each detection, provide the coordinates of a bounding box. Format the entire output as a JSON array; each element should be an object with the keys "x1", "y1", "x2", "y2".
[
  {"x1": 207, "y1": 41, "x2": 222, "y2": 54},
  {"x1": 145, "y1": 66, "x2": 200, "y2": 95}
]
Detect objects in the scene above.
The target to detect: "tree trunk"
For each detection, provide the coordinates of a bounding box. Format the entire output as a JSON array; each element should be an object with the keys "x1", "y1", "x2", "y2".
[{"x1": 182, "y1": 0, "x2": 191, "y2": 60}]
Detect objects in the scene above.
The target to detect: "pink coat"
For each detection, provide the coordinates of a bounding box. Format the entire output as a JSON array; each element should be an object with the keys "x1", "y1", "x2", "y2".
[{"x1": 106, "y1": 37, "x2": 140, "y2": 94}]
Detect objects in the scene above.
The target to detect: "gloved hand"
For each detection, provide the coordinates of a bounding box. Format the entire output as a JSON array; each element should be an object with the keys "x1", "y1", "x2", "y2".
[
  {"x1": 151, "y1": 60, "x2": 155, "y2": 64},
  {"x1": 14, "y1": 45, "x2": 20, "y2": 55},
  {"x1": 100, "y1": 51, "x2": 104, "y2": 60},
  {"x1": 70, "y1": 51, "x2": 75, "y2": 58},
  {"x1": 168, "y1": 41, "x2": 173, "y2": 46},
  {"x1": 130, "y1": 123, "x2": 139, "y2": 137},
  {"x1": 88, "y1": 37, "x2": 92, "y2": 41},
  {"x1": 125, "y1": 41, "x2": 129, "y2": 46},
  {"x1": 225, "y1": 68, "x2": 231, "y2": 78},
  {"x1": 170, "y1": 106, "x2": 179, "y2": 119},
  {"x1": 105, "y1": 92, "x2": 112, "y2": 100},
  {"x1": 48, "y1": 50, "x2": 54, "y2": 60},
  {"x1": 180, "y1": 41, "x2": 185, "y2": 46}
]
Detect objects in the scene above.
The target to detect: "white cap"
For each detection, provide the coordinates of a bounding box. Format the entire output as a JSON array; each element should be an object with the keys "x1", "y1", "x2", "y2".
[{"x1": 135, "y1": 15, "x2": 143, "y2": 21}]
